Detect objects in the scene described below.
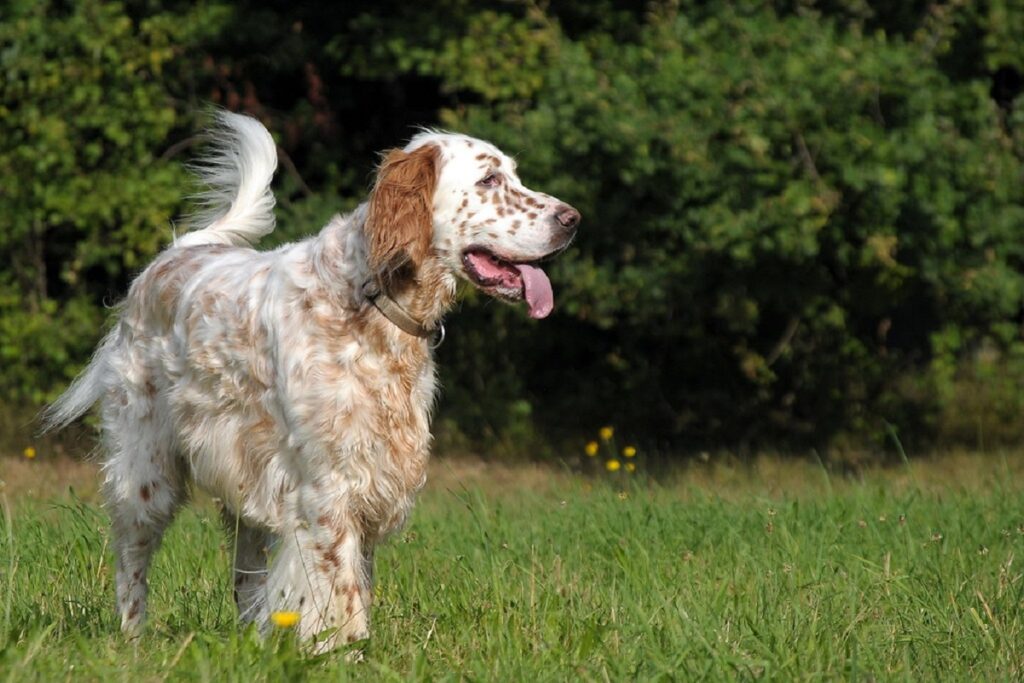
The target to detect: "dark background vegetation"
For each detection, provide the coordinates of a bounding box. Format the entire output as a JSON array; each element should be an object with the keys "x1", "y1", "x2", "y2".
[{"x1": 2, "y1": 0, "x2": 1024, "y2": 458}]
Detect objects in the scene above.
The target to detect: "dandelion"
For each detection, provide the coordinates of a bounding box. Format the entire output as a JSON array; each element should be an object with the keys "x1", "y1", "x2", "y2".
[
  {"x1": 23, "y1": 447, "x2": 36, "y2": 460},
  {"x1": 270, "y1": 611, "x2": 300, "y2": 628},
  {"x1": 584, "y1": 441, "x2": 599, "y2": 457},
  {"x1": 622, "y1": 446, "x2": 636, "y2": 458},
  {"x1": 599, "y1": 426, "x2": 614, "y2": 441},
  {"x1": 617, "y1": 491, "x2": 629, "y2": 500},
  {"x1": 625, "y1": 462, "x2": 636, "y2": 473},
  {"x1": 606, "y1": 459, "x2": 621, "y2": 472}
]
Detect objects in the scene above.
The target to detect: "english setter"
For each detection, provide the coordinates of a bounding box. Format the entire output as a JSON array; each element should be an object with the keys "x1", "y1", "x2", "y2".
[{"x1": 43, "y1": 112, "x2": 579, "y2": 652}]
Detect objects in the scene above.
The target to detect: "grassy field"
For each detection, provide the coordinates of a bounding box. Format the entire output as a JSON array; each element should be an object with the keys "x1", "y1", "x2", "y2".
[{"x1": 2, "y1": 452, "x2": 1024, "y2": 681}]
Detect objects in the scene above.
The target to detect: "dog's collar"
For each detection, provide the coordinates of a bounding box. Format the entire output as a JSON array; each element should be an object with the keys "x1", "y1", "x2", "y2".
[{"x1": 361, "y1": 280, "x2": 444, "y2": 345}]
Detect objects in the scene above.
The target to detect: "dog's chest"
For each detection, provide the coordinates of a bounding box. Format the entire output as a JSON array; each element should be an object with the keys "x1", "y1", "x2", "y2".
[{"x1": 288, "y1": 325, "x2": 436, "y2": 485}]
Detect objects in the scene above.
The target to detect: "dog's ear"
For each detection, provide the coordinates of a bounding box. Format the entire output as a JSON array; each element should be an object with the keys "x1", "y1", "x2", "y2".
[{"x1": 366, "y1": 143, "x2": 439, "y2": 277}]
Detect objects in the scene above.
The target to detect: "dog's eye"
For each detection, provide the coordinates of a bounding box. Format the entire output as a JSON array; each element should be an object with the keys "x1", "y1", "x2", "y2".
[{"x1": 477, "y1": 173, "x2": 500, "y2": 188}]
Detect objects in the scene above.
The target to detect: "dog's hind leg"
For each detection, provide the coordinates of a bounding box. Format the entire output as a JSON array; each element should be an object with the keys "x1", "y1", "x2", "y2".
[
  {"x1": 222, "y1": 510, "x2": 271, "y2": 626},
  {"x1": 101, "y1": 386, "x2": 184, "y2": 637}
]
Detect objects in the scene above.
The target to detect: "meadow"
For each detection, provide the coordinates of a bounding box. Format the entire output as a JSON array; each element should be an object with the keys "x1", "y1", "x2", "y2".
[{"x1": 2, "y1": 451, "x2": 1024, "y2": 681}]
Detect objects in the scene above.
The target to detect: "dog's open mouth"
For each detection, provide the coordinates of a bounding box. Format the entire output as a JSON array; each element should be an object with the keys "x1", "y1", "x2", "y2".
[{"x1": 461, "y1": 248, "x2": 554, "y2": 319}]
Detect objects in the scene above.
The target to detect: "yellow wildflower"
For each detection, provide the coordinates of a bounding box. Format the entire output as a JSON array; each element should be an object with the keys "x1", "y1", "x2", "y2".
[
  {"x1": 599, "y1": 426, "x2": 614, "y2": 441},
  {"x1": 622, "y1": 446, "x2": 636, "y2": 458},
  {"x1": 23, "y1": 447, "x2": 36, "y2": 460},
  {"x1": 584, "y1": 441, "x2": 599, "y2": 457},
  {"x1": 270, "y1": 611, "x2": 300, "y2": 628},
  {"x1": 606, "y1": 459, "x2": 621, "y2": 472},
  {"x1": 625, "y1": 462, "x2": 636, "y2": 473}
]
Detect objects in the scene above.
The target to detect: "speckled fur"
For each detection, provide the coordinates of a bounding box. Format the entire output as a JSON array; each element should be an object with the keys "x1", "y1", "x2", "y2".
[{"x1": 42, "y1": 112, "x2": 579, "y2": 653}]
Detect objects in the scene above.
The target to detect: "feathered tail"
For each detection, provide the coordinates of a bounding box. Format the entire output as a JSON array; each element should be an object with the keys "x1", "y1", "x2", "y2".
[
  {"x1": 39, "y1": 327, "x2": 117, "y2": 433},
  {"x1": 175, "y1": 111, "x2": 279, "y2": 248}
]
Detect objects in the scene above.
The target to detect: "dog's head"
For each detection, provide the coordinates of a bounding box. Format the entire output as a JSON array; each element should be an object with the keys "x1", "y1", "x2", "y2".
[{"x1": 365, "y1": 132, "x2": 580, "y2": 319}]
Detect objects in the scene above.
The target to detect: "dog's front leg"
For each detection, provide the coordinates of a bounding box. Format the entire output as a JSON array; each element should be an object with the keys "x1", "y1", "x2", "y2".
[{"x1": 265, "y1": 486, "x2": 371, "y2": 654}]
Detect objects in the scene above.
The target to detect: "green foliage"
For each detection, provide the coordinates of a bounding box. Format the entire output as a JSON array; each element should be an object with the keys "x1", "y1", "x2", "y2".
[
  {"x1": 3, "y1": 0, "x2": 1024, "y2": 450},
  {"x1": 0, "y1": 0, "x2": 229, "y2": 402},
  {"x1": 432, "y1": 4, "x2": 1024, "y2": 447}
]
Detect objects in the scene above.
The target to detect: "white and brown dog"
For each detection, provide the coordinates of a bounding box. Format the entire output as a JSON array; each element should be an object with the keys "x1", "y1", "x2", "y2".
[{"x1": 43, "y1": 112, "x2": 579, "y2": 652}]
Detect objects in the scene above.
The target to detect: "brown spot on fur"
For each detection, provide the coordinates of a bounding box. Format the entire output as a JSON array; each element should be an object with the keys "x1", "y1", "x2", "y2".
[
  {"x1": 127, "y1": 599, "x2": 140, "y2": 620},
  {"x1": 140, "y1": 485, "x2": 151, "y2": 501},
  {"x1": 323, "y1": 546, "x2": 341, "y2": 568},
  {"x1": 142, "y1": 248, "x2": 224, "y2": 329}
]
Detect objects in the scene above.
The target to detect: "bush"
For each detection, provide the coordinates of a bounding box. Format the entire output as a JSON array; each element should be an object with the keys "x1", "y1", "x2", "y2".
[
  {"x1": 434, "y1": 4, "x2": 1024, "y2": 449},
  {"x1": 3, "y1": 1, "x2": 1024, "y2": 453},
  {"x1": 0, "y1": 0, "x2": 228, "y2": 402}
]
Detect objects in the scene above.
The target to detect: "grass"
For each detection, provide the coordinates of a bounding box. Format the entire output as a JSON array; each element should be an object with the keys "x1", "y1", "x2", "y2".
[{"x1": 2, "y1": 452, "x2": 1024, "y2": 680}]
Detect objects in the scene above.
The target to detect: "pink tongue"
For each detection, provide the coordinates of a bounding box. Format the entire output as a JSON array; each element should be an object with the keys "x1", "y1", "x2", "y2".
[{"x1": 514, "y1": 264, "x2": 554, "y2": 319}]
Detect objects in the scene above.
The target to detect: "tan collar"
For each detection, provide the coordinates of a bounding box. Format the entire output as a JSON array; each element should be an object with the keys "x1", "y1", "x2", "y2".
[{"x1": 361, "y1": 280, "x2": 443, "y2": 342}]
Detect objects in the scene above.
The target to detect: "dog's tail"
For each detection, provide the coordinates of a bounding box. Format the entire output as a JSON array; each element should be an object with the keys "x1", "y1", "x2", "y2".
[
  {"x1": 175, "y1": 111, "x2": 279, "y2": 248},
  {"x1": 39, "y1": 327, "x2": 117, "y2": 434}
]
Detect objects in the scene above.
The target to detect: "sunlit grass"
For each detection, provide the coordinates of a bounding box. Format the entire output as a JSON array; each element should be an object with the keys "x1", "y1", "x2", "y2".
[{"x1": 2, "y1": 453, "x2": 1024, "y2": 680}]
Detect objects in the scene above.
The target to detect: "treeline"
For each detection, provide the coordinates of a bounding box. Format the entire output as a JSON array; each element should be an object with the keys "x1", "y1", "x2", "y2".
[{"x1": 3, "y1": 0, "x2": 1024, "y2": 455}]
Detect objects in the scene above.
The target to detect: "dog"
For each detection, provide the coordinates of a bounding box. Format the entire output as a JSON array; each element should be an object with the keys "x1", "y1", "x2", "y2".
[{"x1": 42, "y1": 112, "x2": 579, "y2": 652}]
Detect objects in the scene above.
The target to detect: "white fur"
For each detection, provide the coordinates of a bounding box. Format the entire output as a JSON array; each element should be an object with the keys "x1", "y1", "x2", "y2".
[{"x1": 175, "y1": 111, "x2": 278, "y2": 248}]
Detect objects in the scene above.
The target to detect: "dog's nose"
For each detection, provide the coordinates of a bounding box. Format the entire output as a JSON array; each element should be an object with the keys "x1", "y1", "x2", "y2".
[{"x1": 555, "y1": 205, "x2": 581, "y2": 230}]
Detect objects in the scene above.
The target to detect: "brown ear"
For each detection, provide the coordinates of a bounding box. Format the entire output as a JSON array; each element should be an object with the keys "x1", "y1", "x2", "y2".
[{"x1": 365, "y1": 143, "x2": 439, "y2": 276}]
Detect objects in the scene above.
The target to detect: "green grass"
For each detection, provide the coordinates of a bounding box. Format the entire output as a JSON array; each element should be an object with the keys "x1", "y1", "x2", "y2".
[{"x1": 3, "y1": 459, "x2": 1024, "y2": 681}]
